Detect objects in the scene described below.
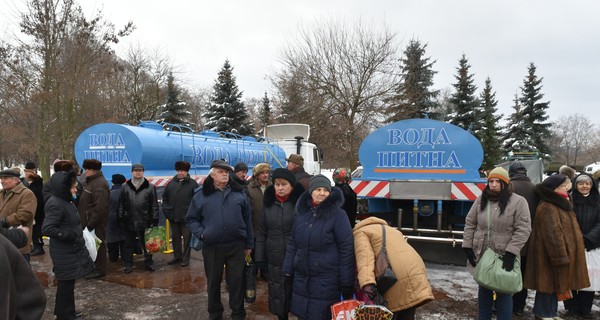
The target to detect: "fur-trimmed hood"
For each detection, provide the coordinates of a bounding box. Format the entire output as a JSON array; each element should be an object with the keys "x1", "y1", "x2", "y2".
[
  {"x1": 296, "y1": 186, "x2": 344, "y2": 219},
  {"x1": 262, "y1": 183, "x2": 304, "y2": 208},
  {"x1": 201, "y1": 175, "x2": 243, "y2": 196},
  {"x1": 536, "y1": 183, "x2": 572, "y2": 211}
]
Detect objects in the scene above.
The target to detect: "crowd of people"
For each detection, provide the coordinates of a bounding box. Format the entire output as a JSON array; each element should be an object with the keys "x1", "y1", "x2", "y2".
[
  {"x1": 463, "y1": 164, "x2": 600, "y2": 320},
  {"x1": 2, "y1": 156, "x2": 599, "y2": 320}
]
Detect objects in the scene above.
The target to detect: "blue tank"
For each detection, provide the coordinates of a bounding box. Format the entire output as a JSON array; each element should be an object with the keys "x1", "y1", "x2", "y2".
[{"x1": 74, "y1": 122, "x2": 287, "y2": 179}]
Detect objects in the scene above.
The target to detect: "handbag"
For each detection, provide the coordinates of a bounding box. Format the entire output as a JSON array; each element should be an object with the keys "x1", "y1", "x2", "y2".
[
  {"x1": 473, "y1": 203, "x2": 523, "y2": 294},
  {"x1": 244, "y1": 255, "x2": 256, "y2": 303},
  {"x1": 375, "y1": 225, "x2": 398, "y2": 294},
  {"x1": 354, "y1": 304, "x2": 393, "y2": 320},
  {"x1": 581, "y1": 248, "x2": 600, "y2": 291}
]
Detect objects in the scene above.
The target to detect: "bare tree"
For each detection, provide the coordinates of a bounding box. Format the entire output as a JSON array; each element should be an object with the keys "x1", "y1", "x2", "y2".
[
  {"x1": 118, "y1": 45, "x2": 172, "y2": 124},
  {"x1": 549, "y1": 114, "x2": 596, "y2": 167},
  {"x1": 271, "y1": 19, "x2": 400, "y2": 169}
]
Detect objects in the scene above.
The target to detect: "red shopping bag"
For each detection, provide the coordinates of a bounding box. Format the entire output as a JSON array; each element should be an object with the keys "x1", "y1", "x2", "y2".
[{"x1": 331, "y1": 298, "x2": 362, "y2": 320}]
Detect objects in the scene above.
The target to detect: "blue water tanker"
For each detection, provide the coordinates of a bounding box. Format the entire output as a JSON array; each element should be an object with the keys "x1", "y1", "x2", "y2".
[{"x1": 74, "y1": 121, "x2": 288, "y2": 179}]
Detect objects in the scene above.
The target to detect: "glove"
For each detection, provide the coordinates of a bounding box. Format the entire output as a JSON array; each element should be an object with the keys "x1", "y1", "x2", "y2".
[
  {"x1": 502, "y1": 252, "x2": 516, "y2": 271},
  {"x1": 255, "y1": 261, "x2": 267, "y2": 270},
  {"x1": 584, "y1": 238, "x2": 593, "y2": 251},
  {"x1": 463, "y1": 248, "x2": 477, "y2": 267},
  {"x1": 87, "y1": 226, "x2": 94, "y2": 232},
  {"x1": 1, "y1": 217, "x2": 8, "y2": 228},
  {"x1": 362, "y1": 284, "x2": 386, "y2": 305},
  {"x1": 341, "y1": 286, "x2": 354, "y2": 300},
  {"x1": 150, "y1": 219, "x2": 159, "y2": 228}
]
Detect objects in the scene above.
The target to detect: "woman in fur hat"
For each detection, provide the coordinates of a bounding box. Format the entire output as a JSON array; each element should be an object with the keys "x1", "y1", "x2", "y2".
[
  {"x1": 524, "y1": 174, "x2": 590, "y2": 319},
  {"x1": 462, "y1": 167, "x2": 532, "y2": 320}
]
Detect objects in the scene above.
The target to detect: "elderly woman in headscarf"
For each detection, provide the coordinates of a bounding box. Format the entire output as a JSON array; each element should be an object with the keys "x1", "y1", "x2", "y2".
[
  {"x1": 462, "y1": 167, "x2": 532, "y2": 320},
  {"x1": 562, "y1": 173, "x2": 600, "y2": 319},
  {"x1": 525, "y1": 174, "x2": 590, "y2": 320}
]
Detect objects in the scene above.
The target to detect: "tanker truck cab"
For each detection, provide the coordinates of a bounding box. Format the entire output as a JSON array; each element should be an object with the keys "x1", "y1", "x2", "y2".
[
  {"x1": 264, "y1": 123, "x2": 321, "y2": 175},
  {"x1": 350, "y1": 119, "x2": 487, "y2": 265}
]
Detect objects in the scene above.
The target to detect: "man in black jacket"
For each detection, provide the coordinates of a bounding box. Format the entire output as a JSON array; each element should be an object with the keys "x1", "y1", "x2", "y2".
[
  {"x1": 509, "y1": 161, "x2": 539, "y2": 316},
  {"x1": 118, "y1": 163, "x2": 159, "y2": 274},
  {"x1": 162, "y1": 161, "x2": 198, "y2": 267}
]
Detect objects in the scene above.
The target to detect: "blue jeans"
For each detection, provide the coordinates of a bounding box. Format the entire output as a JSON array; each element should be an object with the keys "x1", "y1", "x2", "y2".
[
  {"x1": 478, "y1": 286, "x2": 512, "y2": 320},
  {"x1": 533, "y1": 291, "x2": 558, "y2": 318}
]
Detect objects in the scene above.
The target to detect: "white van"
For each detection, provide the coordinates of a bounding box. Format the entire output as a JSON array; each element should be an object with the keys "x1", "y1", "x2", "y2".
[{"x1": 584, "y1": 162, "x2": 600, "y2": 175}]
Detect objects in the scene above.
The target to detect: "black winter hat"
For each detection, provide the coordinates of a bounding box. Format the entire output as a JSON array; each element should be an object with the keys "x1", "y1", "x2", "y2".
[
  {"x1": 25, "y1": 161, "x2": 37, "y2": 170},
  {"x1": 508, "y1": 161, "x2": 526, "y2": 178},
  {"x1": 543, "y1": 174, "x2": 568, "y2": 190},
  {"x1": 234, "y1": 162, "x2": 249, "y2": 173},
  {"x1": 271, "y1": 168, "x2": 296, "y2": 186},
  {"x1": 111, "y1": 174, "x2": 126, "y2": 185}
]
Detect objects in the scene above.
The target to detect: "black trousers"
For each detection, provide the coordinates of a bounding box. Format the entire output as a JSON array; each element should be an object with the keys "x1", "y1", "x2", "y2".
[
  {"x1": 512, "y1": 255, "x2": 528, "y2": 312},
  {"x1": 171, "y1": 221, "x2": 191, "y2": 263},
  {"x1": 55, "y1": 279, "x2": 76, "y2": 320},
  {"x1": 202, "y1": 242, "x2": 246, "y2": 320},
  {"x1": 32, "y1": 220, "x2": 44, "y2": 247},
  {"x1": 564, "y1": 290, "x2": 595, "y2": 315},
  {"x1": 107, "y1": 241, "x2": 125, "y2": 262},
  {"x1": 122, "y1": 229, "x2": 152, "y2": 267}
]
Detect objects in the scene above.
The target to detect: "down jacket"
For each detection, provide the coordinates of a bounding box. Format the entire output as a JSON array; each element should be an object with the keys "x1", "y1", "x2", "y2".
[
  {"x1": 42, "y1": 171, "x2": 94, "y2": 281},
  {"x1": 118, "y1": 178, "x2": 159, "y2": 232},
  {"x1": 255, "y1": 184, "x2": 303, "y2": 317},
  {"x1": 353, "y1": 217, "x2": 434, "y2": 312},
  {"x1": 524, "y1": 184, "x2": 590, "y2": 293},
  {"x1": 282, "y1": 187, "x2": 355, "y2": 320},
  {"x1": 462, "y1": 192, "x2": 532, "y2": 266},
  {"x1": 185, "y1": 175, "x2": 253, "y2": 249}
]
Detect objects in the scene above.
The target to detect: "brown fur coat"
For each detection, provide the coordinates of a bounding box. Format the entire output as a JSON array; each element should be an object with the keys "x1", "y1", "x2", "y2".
[{"x1": 524, "y1": 184, "x2": 590, "y2": 293}]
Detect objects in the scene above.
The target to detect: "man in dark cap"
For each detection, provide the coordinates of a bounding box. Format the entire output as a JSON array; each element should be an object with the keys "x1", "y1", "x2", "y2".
[
  {"x1": 24, "y1": 162, "x2": 46, "y2": 256},
  {"x1": 0, "y1": 169, "x2": 37, "y2": 262},
  {"x1": 508, "y1": 161, "x2": 539, "y2": 316},
  {"x1": 107, "y1": 174, "x2": 126, "y2": 263},
  {"x1": 162, "y1": 161, "x2": 198, "y2": 267},
  {"x1": 186, "y1": 159, "x2": 253, "y2": 320},
  {"x1": 78, "y1": 159, "x2": 110, "y2": 278},
  {"x1": 286, "y1": 154, "x2": 311, "y2": 190},
  {"x1": 118, "y1": 163, "x2": 159, "y2": 273}
]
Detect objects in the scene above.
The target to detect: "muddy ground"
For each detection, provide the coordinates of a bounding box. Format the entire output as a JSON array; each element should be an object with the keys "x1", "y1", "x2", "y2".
[{"x1": 31, "y1": 248, "x2": 598, "y2": 319}]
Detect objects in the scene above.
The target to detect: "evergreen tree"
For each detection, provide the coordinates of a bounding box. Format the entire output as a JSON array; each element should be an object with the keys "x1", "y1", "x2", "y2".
[
  {"x1": 448, "y1": 54, "x2": 481, "y2": 138},
  {"x1": 503, "y1": 94, "x2": 535, "y2": 152},
  {"x1": 259, "y1": 91, "x2": 271, "y2": 130},
  {"x1": 157, "y1": 72, "x2": 191, "y2": 128},
  {"x1": 386, "y1": 39, "x2": 438, "y2": 121},
  {"x1": 519, "y1": 62, "x2": 552, "y2": 156},
  {"x1": 478, "y1": 78, "x2": 503, "y2": 169},
  {"x1": 203, "y1": 60, "x2": 253, "y2": 135}
]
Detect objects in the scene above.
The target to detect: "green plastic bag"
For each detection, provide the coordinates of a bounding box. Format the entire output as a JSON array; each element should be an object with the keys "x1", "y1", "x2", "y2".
[{"x1": 144, "y1": 226, "x2": 166, "y2": 254}]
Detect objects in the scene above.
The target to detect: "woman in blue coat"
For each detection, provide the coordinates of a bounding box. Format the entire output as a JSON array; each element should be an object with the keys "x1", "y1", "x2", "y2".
[
  {"x1": 43, "y1": 171, "x2": 94, "y2": 320},
  {"x1": 282, "y1": 174, "x2": 355, "y2": 320}
]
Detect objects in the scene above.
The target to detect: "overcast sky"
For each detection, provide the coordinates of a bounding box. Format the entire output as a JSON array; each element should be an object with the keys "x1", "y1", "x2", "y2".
[{"x1": 2, "y1": 0, "x2": 599, "y2": 124}]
